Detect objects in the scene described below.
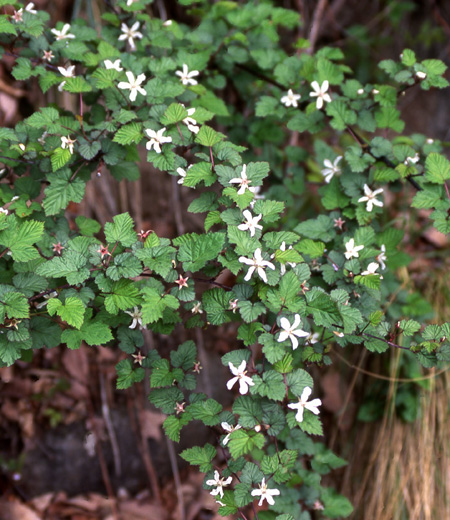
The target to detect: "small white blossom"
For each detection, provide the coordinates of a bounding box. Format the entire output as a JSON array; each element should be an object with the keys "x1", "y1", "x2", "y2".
[
  {"x1": 226, "y1": 360, "x2": 254, "y2": 395},
  {"x1": 61, "y1": 136, "x2": 76, "y2": 154},
  {"x1": 288, "y1": 386, "x2": 322, "y2": 423},
  {"x1": 57, "y1": 65, "x2": 75, "y2": 92},
  {"x1": 205, "y1": 471, "x2": 232, "y2": 499},
  {"x1": 43, "y1": 50, "x2": 54, "y2": 62},
  {"x1": 358, "y1": 184, "x2": 384, "y2": 212},
  {"x1": 376, "y1": 244, "x2": 387, "y2": 270},
  {"x1": 426, "y1": 138, "x2": 434, "y2": 144},
  {"x1": 118, "y1": 22, "x2": 143, "y2": 50},
  {"x1": 344, "y1": 238, "x2": 364, "y2": 260},
  {"x1": 51, "y1": 24, "x2": 75, "y2": 40},
  {"x1": 176, "y1": 64, "x2": 199, "y2": 86},
  {"x1": 307, "y1": 332, "x2": 320, "y2": 345},
  {"x1": 251, "y1": 478, "x2": 280, "y2": 506},
  {"x1": 249, "y1": 185, "x2": 265, "y2": 209},
  {"x1": 191, "y1": 301, "x2": 203, "y2": 314},
  {"x1": 321, "y1": 156, "x2": 342, "y2": 183},
  {"x1": 183, "y1": 107, "x2": 199, "y2": 134},
  {"x1": 404, "y1": 153, "x2": 419, "y2": 165},
  {"x1": 278, "y1": 314, "x2": 309, "y2": 350},
  {"x1": 416, "y1": 71, "x2": 427, "y2": 79},
  {"x1": 309, "y1": 80, "x2": 331, "y2": 109},
  {"x1": 372, "y1": 88, "x2": 380, "y2": 94},
  {"x1": 163, "y1": 20, "x2": 173, "y2": 26},
  {"x1": 357, "y1": 88, "x2": 365, "y2": 95},
  {"x1": 104, "y1": 59, "x2": 123, "y2": 71},
  {"x1": 221, "y1": 422, "x2": 242, "y2": 446},
  {"x1": 361, "y1": 262, "x2": 383, "y2": 278},
  {"x1": 125, "y1": 307, "x2": 146, "y2": 330},
  {"x1": 239, "y1": 248, "x2": 275, "y2": 284},
  {"x1": 281, "y1": 89, "x2": 301, "y2": 108},
  {"x1": 238, "y1": 210, "x2": 263, "y2": 237},
  {"x1": 18, "y1": 143, "x2": 26, "y2": 151},
  {"x1": 229, "y1": 164, "x2": 256, "y2": 195},
  {"x1": 176, "y1": 167, "x2": 187, "y2": 185},
  {"x1": 0, "y1": 207, "x2": 8, "y2": 216},
  {"x1": 118, "y1": 71, "x2": 146, "y2": 102},
  {"x1": 15, "y1": 2, "x2": 37, "y2": 19},
  {"x1": 127, "y1": 0, "x2": 138, "y2": 5},
  {"x1": 145, "y1": 127, "x2": 172, "y2": 154},
  {"x1": 229, "y1": 299, "x2": 239, "y2": 313}
]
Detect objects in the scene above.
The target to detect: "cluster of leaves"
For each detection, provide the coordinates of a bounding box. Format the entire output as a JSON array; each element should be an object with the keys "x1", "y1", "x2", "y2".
[{"x1": 0, "y1": 1, "x2": 449, "y2": 518}]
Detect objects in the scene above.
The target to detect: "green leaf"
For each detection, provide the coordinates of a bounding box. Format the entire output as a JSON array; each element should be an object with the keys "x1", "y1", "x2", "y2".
[
  {"x1": 116, "y1": 358, "x2": 145, "y2": 389},
  {"x1": 62, "y1": 76, "x2": 92, "y2": 93},
  {"x1": 183, "y1": 162, "x2": 216, "y2": 188},
  {"x1": 180, "y1": 444, "x2": 216, "y2": 472},
  {"x1": 326, "y1": 100, "x2": 357, "y2": 130},
  {"x1": 202, "y1": 288, "x2": 232, "y2": 325},
  {"x1": 51, "y1": 148, "x2": 72, "y2": 172},
  {"x1": 141, "y1": 287, "x2": 179, "y2": 324},
  {"x1": 251, "y1": 371, "x2": 285, "y2": 401},
  {"x1": 47, "y1": 297, "x2": 85, "y2": 329},
  {"x1": 61, "y1": 320, "x2": 113, "y2": 349},
  {"x1": 174, "y1": 232, "x2": 225, "y2": 272},
  {"x1": 228, "y1": 429, "x2": 265, "y2": 458},
  {"x1": 43, "y1": 170, "x2": 86, "y2": 215},
  {"x1": 2, "y1": 291, "x2": 29, "y2": 319},
  {"x1": 425, "y1": 153, "x2": 450, "y2": 184},
  {"x1": 36, "y1": 250, "x2": 90, "y2": 285},
  {"x1": 104, "y1": 212, "x2": 137, "y2": 247},
  {"x1": 286, "y1": 369, "x2": 313, "y2": 397},
  {"x1": 321, "y1": 488, "x2": 353, "y2": 518},
  {"x1": 113, "y1": 122, "x2": 143, "y2": 145},
  {"x1": 0, "y1": 218, "x2": 44, "y2": 262},
  {"x1": 104, "y1": 279, "x2": 142, "y2": 314},
  {"x1": 375, "y1": 107, "x2": 405, "y2": 133},
  {"x1": 189, "y1": 399, "x2": 222, "y2": 426},
  {"x1": 195, "y1": 125, "x2": 223, "y2": 147},
  {"x1": 170, "y1": 340, "x2": 197, "y2": 371},
  {"x1": 160, "y1": 103, "x2": 188, "y2": 125}
]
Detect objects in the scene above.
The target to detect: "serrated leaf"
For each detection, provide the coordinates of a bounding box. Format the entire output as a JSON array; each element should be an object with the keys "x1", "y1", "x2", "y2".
[
  {"x1": 0, "y1": 218, "x2": 44, "y2": 262},
  {"x1": 195, "y1": 125, "x2": 222, "y2": 147},
  {"x1": 425, "y1": 153, "x2": 450, "y2": 184},
  {"x1": 113, "y1": 122, "x2": 143, "y2": 145},
  {"x1": 104, "y1": 212, "x2": 137, "y2": 247},
  {"x1": 228, "y1": 430, "x2": 265, "y2": 458},
  {"x1": 51, "y1": 148, "x2": 72, "y2": 172},
  {"x1": 47, "y1": 296, "x2": 85, "y2": 329},
  {"x1": 180, "y1": 444, "x2": 216, "y2": 472},
  {"x1": 174, "y1": 232, "x2": 225, "y2": 272},
  {"x1": 43, "y1": 170, "x2": 86, "y2": 215}
]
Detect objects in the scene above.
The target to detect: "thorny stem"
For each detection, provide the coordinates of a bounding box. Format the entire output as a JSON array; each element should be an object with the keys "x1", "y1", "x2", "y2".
[
  {"x1": 209, "y1": 146, "x2": 215, "y2": 169},
  {"x1": 444, "y1": 182, "x2": 450, "y2": 200},
  {"x1": 70, "y1": 160, "x2": 88, "y2": 182}
]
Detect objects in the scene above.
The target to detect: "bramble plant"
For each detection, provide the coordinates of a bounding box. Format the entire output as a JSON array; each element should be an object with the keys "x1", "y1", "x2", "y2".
[{"x1": 1, "y1": 1, "x2": 450, "y2": 518}]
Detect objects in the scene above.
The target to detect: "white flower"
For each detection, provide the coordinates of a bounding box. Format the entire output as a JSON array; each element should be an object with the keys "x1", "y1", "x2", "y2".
[
  {"x1": 357, "y1": 88, "x2": 365, "y2": 95},
  {"x1": 239, "y1": 248, "x2": 275, "y2": 284},
  {"x1": 118, "y1": 71, "x2": 146, "y2": 102},
  {"x1": 229, "y1": 299, "x2": 239, "y2": 313},
  {"x1": 145, "y1": 127, "x2": 172, "y2": 154},
  {"x1": 176, "y1": 64, "x2": 199, "y2": 86},
  {"x1": 376, "y1": 244, "x2": 387, "y2": 270},
  {"x1": 278, "y1": 314, "x2": 309, "y2": 350},
  {"x1": 16, "y1": 2, "x2": 37, "y2": 18},
  {"x1": 372, "y1": 88, "x2": 379, "y2": 94},
  {"x1": 229, "y1": 164, "x2": 256, "y2": 195},
  {"x1": 0, "y1": 207, "x2": 8, "y2": 216},
  {"x1": 57, "y1": 65, "x2": 75, "y2": 92},
  {"x1": 278, "y1": 241, "x2": 297, "y2": 275},
  {"x1": 51, "y1": 23, "x2": 75, "y2": 40},
  {"x1": 309, "y1": 80, "x2": 331, "y2": 109},
  {"x1": 176, "y1": 167, "x2": 187, "y2": 185},
  {"x1": 404, "y1": 153, "x2": 419, "y2": 165},
  {"x1": 43, "y1": 50, "x2": 54, "y2": 62},
  {"x1": 238, "y1": 210, "x2": 263, "y2": 237},
  {"x1": 221, "y1": 422, "x2": 242, "y2": 446},
  {"x1": 36, "y1": 291, "x2": 58, "y2": 310},
  {"x1": 205, "y1": 470, "x2": 232, "y2": 499},
  {"x1": 358, "y1": 184, "x2": 384, "y2": 212},
  {"x1": 125, "y1": 307, "x2": 146, "y2": 330},
  {"x1": 191, "y1": 301, "x2": 203, "y2": 314},
  {"x1": 416, "y1": 71, "x2": 427, "y2": 79},
  {"x1": 288, "y1": 386, "x2": 322, "y2": 423},
  {"x1": 251, "y1": 478, "x2": 280, "y2": 506},
  {"x1": 61, "y1": 136, "x2": 76, "y2": 154},
  {"x1": 344, "y1": 238, "x2": 364, "y2": 260},
  {"x1": 226, "y1": 360, "x2": 254, "y2": 395},
  {"x1": 281, "y1": 89, "x2": 301, "y2": 108},
  {"x1": 249, "y1": 185, "x2": 265, "y2": 209},
  {"x1": 127, "y1": 0, "x2": 138, "y2": 4},
  {"x1": 118, "y1": 21, "x2": 143, "y2": 50},
  {"x1": 163, "y1": 20, "x2": 173, "y2": 26},
  {"x1": 104, "y1": 59, "x2": 123, "y2": 71},
  {"x1": 361, "y1": 262, "x2": 383, "y2": 278},
  {"x1": 183, "y1": 107, "x2": 199, "y2": 134},
  {"x1": 321, "y1": 156, "x2": 342, "y2": 183},
  {"x1": 307, "y1": 332, "x2": 320, "y2": 345}
]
